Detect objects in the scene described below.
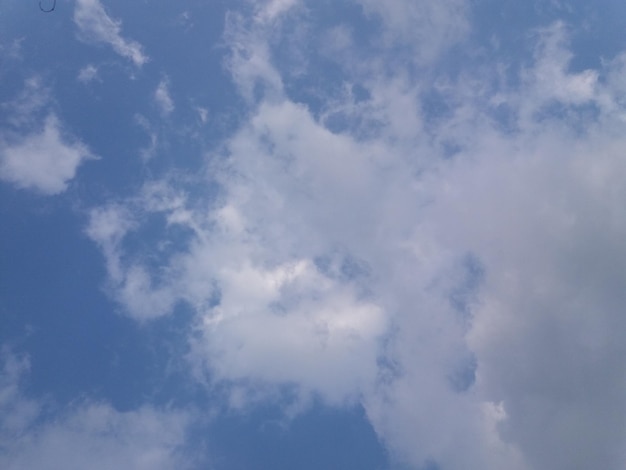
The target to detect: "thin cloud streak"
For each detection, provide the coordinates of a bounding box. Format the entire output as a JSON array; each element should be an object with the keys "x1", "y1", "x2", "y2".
[{"x1": 74, "y1": 0, "x2": 148, "y2": 67}]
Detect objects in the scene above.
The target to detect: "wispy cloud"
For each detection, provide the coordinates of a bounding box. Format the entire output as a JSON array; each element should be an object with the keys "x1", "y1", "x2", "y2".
[
  {"x1": 0, "y1": 350, "x2": 193, "y2": 470},
  {"x1": 255, "y1": 0, "x2": 300, "y2": 23},
  {"x1": 134, "y1": 114, "x2": 159, "y2": 161},
  {"x1": 155, "y1": 79, "x2": 175, "y2": 116},
  {"x1": 356, "y1": 0, "x2": 469, "y2": 62},
  {"x1": 74, "y1": 0, "x2": 148, "y2": 67},
  {"x1": 77, "y1": 64, "x2": 99, "y2": 83}
]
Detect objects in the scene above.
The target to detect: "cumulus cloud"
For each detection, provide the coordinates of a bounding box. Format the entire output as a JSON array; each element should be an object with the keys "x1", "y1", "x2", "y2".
[
  {"x1": 450, "y1": 124, "x2": 626, "y2": 469},
  {"x1": 85, "y1": 5, "x2": 626, "y2": 470},
  {"x1": 0, "y1": 350, "x2": 193, "y2": 470},
  {"x1": 0, "y1": 79, "x2": 94, "y2": 195},
  {"x1": 0, "y1": 115, "x2": 92, "y2": 195},
  {"x1": 74, "y1": 0, "x2": 148, "y2": 67},
  {"x1": 193, "y1": 257, "x2": 386, "y2": 404}
]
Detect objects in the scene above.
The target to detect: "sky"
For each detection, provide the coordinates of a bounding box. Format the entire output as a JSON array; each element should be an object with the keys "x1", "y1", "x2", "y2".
[{"x1": 1, "y1": 0, "x2": 626, "y2": 469}]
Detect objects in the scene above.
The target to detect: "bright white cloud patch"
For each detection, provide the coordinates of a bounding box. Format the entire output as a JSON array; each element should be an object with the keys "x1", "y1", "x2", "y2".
[
  {"x1": 74, "y1": 0, "x2": 148, "y2": 67},
  {"x1": 0, "y1": 78, "x2": 94, "y2": 195},
  {"x1": 0, "y1": 114, "x2": 92, "y2": 195},
  {"x1": 194, "y1": 258, "x2": 386, "y2": 405}
]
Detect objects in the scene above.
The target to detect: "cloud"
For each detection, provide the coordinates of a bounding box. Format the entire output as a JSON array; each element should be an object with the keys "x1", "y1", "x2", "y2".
[
  {"x1": 255, "y1": 0, "x2": 300, "y2": 23},
  {"x1": 2, "y1": 405, "x2": 192, "y2": 470},
  {"x1": 192, "y1": 256, "x2": 386, "y2": 405},
  {"x1": 2, "y1": 77, "x2": 50, "y2": 128},
  {"x1": 134, "y1": 114, "x2": 159, "y2": 161},
  {"x1": 0, "y1": 79, "x2": 94, "y2": 195},
  {"x1": 223, "y1": 13, "x2": 285, "y2": 103},
  {"x1": 0, "y1": 350, "x2": 39, "y2": 439},
  {"x1": 0, "y1": 38, "x2": 24, "y2": 61},
  {"x1": 155, "y1": 79, "x2": 175, "y2": 116},
  {"x1": 0, "y1": 349, "x2": 193, "y2": 470},
  {"x1": 196, "y1": 107, "x2": 209, "y2": 124},
  {"x1": 84, "y1": 6, "x2": 626, "y2": 470},
  {"x1": 0, "y1": 115, "x2": 93, "y2": 195},
  {"x1": 74, "y1": 0, "x2": 148, "y2": 67},
  {"x1": 363, "y1": 25, "x2": 626, "y2": 469},
  {"x1": 77, "y1": 64, "x2": 99, "y2": 83},
  {"x1": 355, "y1": 0, "x2": 469, "y2": 62},
  {"x1": 86, "y1": 202, "x2": 181, "y2": 321},
  {"x1": 449, "y1": 122, "x2": 626, "y2": 469}
]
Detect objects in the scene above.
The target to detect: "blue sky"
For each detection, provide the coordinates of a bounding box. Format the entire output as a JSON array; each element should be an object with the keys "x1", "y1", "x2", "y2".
[{"x1": 2, "y1": 1, "x2": 626, "y2": 469}]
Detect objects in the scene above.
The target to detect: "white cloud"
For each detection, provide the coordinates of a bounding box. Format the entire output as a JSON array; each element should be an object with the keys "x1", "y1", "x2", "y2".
[
  {"x1": 133, "y1": 114, "x2": 159, "y2": 161},
  {"x1": 355, "y1": 0, "x2": 469, "y2": 62},
  {"x1": 85, "y1": 7, "x2": 626, "y2": 470},
  {"x1": 196, "y1": 107, "x2": 208, "y2": 124},
  {"x1": 2, "y1": 77, "x2": 50, "y2": 128},
  {"x1": 452, "y1": 130, "x2": 626, "y2": 470},
  {"x1": 86, "y1": 203, "x2": 179, "y2": 321},
  {"x1": 2, "y1": 405, "x2": 192, "y2": 470},
  {"x1": 77, "y1": 64, "x2": 99, "y2": 83},
  {"x1": 74, "y1": 0, "x2": 148, "y2": 67},
  {"x1": 0, "y1": 350, "x2": 39, "y2": 438},
  {"x1": 254, "y1": 0, "x2": 299, "y2": 23},
  {"x1": 0, "y1": 114, "x2": 93, "y2": 195},
  {"x1": 193, "y1": 257, "x2": 386, "y2": 404},
  {"x1": 521, "y1": 22, "x2": 600, "y2": 111},
  {"x1": 223, "y1": 9, "x2": 287, "y2": 102},
  {"x1": 0, "y1": 349, "x2": 193, "y2": 470},
  {"x1": 0, "y1": 78, "x2": 95, "y2": 195},
  {"x1": 155, "y1": 79, "x2": 175, "y2": 116}
]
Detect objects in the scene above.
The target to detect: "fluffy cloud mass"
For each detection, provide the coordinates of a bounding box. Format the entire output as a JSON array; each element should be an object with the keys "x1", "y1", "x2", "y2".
[
  {"x1": 0, "y1": 79, "x2": 93, "y2": 195},
  {"x1": 0, "y1": 115, "x2": 91, "y2": 195},
  {"x1": 82, "y1": 2, "x2": 626, "y2": 469}
]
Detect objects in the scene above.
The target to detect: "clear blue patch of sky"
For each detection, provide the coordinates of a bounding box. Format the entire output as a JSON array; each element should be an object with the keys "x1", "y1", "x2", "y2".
[
  {"x1": 206, "y1": 399, "x2": 390, "y2": 470},
  {"x1": 0, "y1": 187, "x2": 123, "y2": 404}
]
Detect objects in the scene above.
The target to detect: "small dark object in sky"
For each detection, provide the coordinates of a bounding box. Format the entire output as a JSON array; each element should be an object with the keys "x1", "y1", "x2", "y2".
[{"x1": 39, "y1": 0, "x2": 56, "y2": 12}]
